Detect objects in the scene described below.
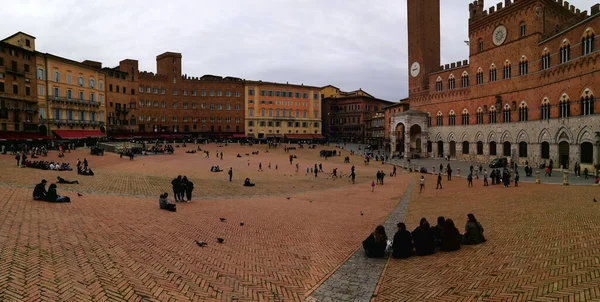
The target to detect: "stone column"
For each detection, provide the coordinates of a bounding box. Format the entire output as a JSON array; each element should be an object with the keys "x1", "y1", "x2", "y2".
[
  {"x1": 563, "y1": 171, "x2": 569, "y2": 185},
  {"x1": 390, "y1": 134, "x2": 396, "y2": 154},
  {"x1": 404, "y1": 130, "x2": 411, "y2": 158},
  {"x1": 535, "y1": 170, "x2": 541, "y2": 184}
]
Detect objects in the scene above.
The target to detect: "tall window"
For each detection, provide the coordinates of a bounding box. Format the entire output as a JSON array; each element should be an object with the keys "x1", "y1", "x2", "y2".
[
  {"x1": 53, "y1": 71, "x2": 60, "y2": 82},
  {"x1": 559, "y1": 95, "x2": 571, "y2": 118},
  {"x1": 478, "y1": 39, "x2": 484, "y2": 52},
  {"x1": 581, "y1": 92, "x2": 595, "y2": 116},
  {"x1": 78, "y1": 76, "x2": 84, "y2": 87},
  {"x1": 503, "y1": 104, "x2": 511, "y2": 123},
  {"x1": 489, "y1": 106, "x2": 497, "y2": 124},
  {"x1": 520, "y1": 23, "x2": 527, "y2": 37},
  {"x1": 519, "y1": 102, "x2": 528, "y2": 121},
  {"x1": 582, "y1": 30, "x2": 595, "y2": 56},
  {"x1": 476, "y1": 69, "x2": 484, "y2": 85},
  {"x1": 435, "y1": 77, "x2": 443, "y2": 92},
  {"x1": 503, "y1": 61, "x2": 512, "y2": 79},
  {"x1": 489, "y1": 65, "x2": 497, "y2": 82},
  {"x1": 476, "y1": 108, "x2": 483, "y2": 124},
  {"x1": 448, "y1": 111, "x2": 456, "y2": 126},
  {"x1": 542, "y1": 51, "x2": 551, "y2": 70},
  {"x1": 461, "y1": 109, "x2": 469, "y2": 125},
  {"x1": 560, "y1": 43, "x2": 571, "y2": 63},
  {"x1": 541, "y1": 99, "x2": 551, "y2": 120},
  {"x1": 436, "y1": 112, "x2": 443, "y2": 126},
  {"x1": 427, "y1": 113, "x2": 432, "y2": 127},
  {"x1": 461, "y1": 72, "x2": 469, "y2": 88},
  {"x1": 519, "y1": 57, "x2": 528, "y2": 75},
  {"x1": 448, "y1": 75, "x2": 456, "y2": 90}
]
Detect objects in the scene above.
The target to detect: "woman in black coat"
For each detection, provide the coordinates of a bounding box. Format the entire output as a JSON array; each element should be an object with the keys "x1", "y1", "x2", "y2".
[
  {"x1": 440, "y1": 218, "x2": 461, "y2": 251},
  {"x1": 363, "y1": 225, "x2": 387, "y2": 258},
  {"x1": 392, "y1": 223, "x2": 413, "y2": 259},
  {"x1": 412, "y1": 218, "x2": 435, "y2": 256}
]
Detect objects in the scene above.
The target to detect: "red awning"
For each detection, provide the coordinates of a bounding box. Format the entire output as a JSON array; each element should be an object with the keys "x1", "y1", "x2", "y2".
[
  {"x1": 266, "y1": 134, "x2": 284, "y2": 138},
  {"x1": 231, "y1": 134, "x2": 248, "y2": 138},
  {"x1": 285, "y1": 134, "x2": 318, "y2": 139},
  {"x1": 0, "y1": 132, "x2": 51, "y2": 141},
  {"x1": 312, "y1": 134, "x2": 325, "y2": 139},
  {"x1": 53, "y1": 130, "x2": 105, "y2": 139}
]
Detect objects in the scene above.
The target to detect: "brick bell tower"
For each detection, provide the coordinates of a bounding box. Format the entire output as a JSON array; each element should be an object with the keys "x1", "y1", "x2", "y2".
[{"x1": 407, "y1": 0, "x2": 440, "y2": 97}]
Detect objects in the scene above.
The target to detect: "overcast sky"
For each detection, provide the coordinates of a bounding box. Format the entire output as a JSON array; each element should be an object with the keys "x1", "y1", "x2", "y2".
[{"x1": 2, "y1": 0, "x2": 598, "y2": 102}]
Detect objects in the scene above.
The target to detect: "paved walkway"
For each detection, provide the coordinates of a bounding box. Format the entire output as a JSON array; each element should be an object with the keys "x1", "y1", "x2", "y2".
[{"x1": 306, "y1": 180, "x2": 413, "y2": 302}]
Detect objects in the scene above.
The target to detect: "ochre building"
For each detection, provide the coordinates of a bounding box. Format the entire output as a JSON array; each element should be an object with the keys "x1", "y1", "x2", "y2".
[
  {"x1": 393, "y1": 0, "x2": 600, "y2": 173},
  {"x1": 244, "y1": 81, "x2": 322, "y2": 140}
]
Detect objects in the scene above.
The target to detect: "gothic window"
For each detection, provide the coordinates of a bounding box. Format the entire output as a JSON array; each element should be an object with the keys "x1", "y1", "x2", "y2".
[
  {"x1": 427, "y1": 113, "x2": 432, "y2": 127},
  {"x1": 448, "y1": 74, "x2": 456, "y2": 90},
  {"x1": 476, "y1": 107, "x2": 483, "y2": 124},
  {"x1": 461, "y1": 109, "x2": 469, "y2": 125},
  {"x1": 476, "y1": 68, "x2": 484, "y2": 85},
  {"x1": 448, "y1": 110, "x2": 456, "y2": 126},
  {"x1": 489, "y1": 64, "x2": 497, "y2": 82},
  {"x1": 461, "y1": 72, "x2": 469, "y2": 88},
  {"x1": 559, "y1": 94, "x2": 571, "y2": 118},
  {"x1": 435, "y1": 77, "x2": 443, "y2": 92},
  {"x1": 541, "y1": 49, "x2": 551, "y2": 70},
  {"x1": 519, "y1": 56, "x2": 528, "y2": 75},
  {"x1": 503, "y1": 104, "x2": 511, "y2": 123},
  {"x1": 541, "y1": 98, "x2": 550, "y2": 120},
  {"x1": 436, "y1": 111, "x2": 443, "y2": 126},
  {"x1": 581, "y1": 89, "x2": 595, "y2": 116},
  {"x1": 582, "y1": 29, "x2": 595, "y2": 56},
  {"x1": 489, "y1": 106, "x2": 497, "y2": 124},
  {"x1": 503, "y1": 60, "x2": 511, "y2": 79},
  {"x1": 560, "y1": 41, "x2": 571, "y2": 63},
  {"x1": 518, "y1": 102, "x2": 528, "y2": 121}
]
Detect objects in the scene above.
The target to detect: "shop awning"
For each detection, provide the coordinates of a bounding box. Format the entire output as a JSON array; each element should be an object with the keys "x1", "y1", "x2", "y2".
[
  {"x1": 266, "y1": 134, "x2": 284, "y2": 138},
  {"x1": 231, "y1": 134, "x2": 248, "y2": 138},
  {"x1": 312, "y1": 134, "x2": 325, "y2": 139},
  {"x1": 53, "y1": 130, "x2": 105, "y2": 139},
  {"x1": 0, "y1": 132, "x2": 51, "y2": 141},
  {"x1": 285, "y1": 134, "x2": 318, "y2": 139}
]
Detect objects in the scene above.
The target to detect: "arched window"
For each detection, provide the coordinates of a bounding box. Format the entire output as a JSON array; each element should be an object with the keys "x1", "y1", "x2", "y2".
[
  {"x1": 261, "y1": 109, "x2": 265, "y2": 117},
  {"x1": 476, "y1": 68, "x2": 484, "y2": 85},
  {"x1": 559, "y1": 94, "x2": 570, "y2": 118},
  {"x1": 560, "y1": 40, "x2": 571, "y2": 63},
  {"x1": 519, "y1": 101, "x2": 528, "y2": 121},
  {"x1": 89, "y1": 78, "x2": 95, "y2": 88},
  {"x1": 503, "y1": 104, "x2": 511, "y2": 123},
  {"x1": 503, "y1": 141, "x2": 511, "y2": 156},
  {"x1": 520, "y1": 22, "x2": 527, "y2": 36},
  {"x1": 541, "y1": 98, "x2": 550, "y2": 120},
  {"x1": 489, "y1": 64, "x2": 497, "y2": 82},
  {"x1": 519, "y1": 141, "x2": 528, "y2": 157},
  {"x1": 448, "y1": 74, "x2": 456, "y2": 90},
  {"x1": 478, "y1": 38, "x2": 484, "y2": 52},
  {"x1": 519, "y1": 56, "x2": 528, "y2": 75},
  {"x1": 489, "y1": 141, "x2": 497, "y2": 156},
  {"x1": 542, "y1": 48, "x2": 551, "y2": 70},
  {"x1": 477, "y1": 141, "x2": 484, "y2": 155},
  {"x1": 503, "y1": 60, "x2": 512, "y2": 79},
  {"x1": 476, "y1": 107, "x2": 483, "y2": 124},
  {"x1": 436, "y1": 111, "x2": 443, "y2": 126},
  {"x1": 427, "y1": 112, "x2": 432, "y2": 127},
  {"x1": 462, "y1": 141, "x2": 470, "y2": 154},
  {"x1": 582, "y1": 28, "x2": 595, "y2": 56},
  {"x1": 581, "y1": 89, "x2": 595, "y2": 116},
  {"x1": 461, "y1": 109, "x2": 469, "y2": 125},
  {"x1": 581, "y1": 142, "x2": 594, "y2": 163},
  {"x1": 77, "y1": 76, "x2": 84, "y2": 87},
  {"x1": 489, "y1": 106, "x2": 497, "y2": 124},
  {"x1": 461, "y1": 72, "x2": 469, "y2": 88},
  {"x1": 435, "y1": 77, "x2": 443, "y2": 92},
  {"x1": 448, "y1": 110, "x2": 456, "y2": 126}
]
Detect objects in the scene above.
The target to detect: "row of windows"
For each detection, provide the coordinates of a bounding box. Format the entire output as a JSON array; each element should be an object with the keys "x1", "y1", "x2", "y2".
[
  {"x1": 0, "y1": 43, "x2": 32, "y2": 58},
  {"x1": 428, "y1": 96, "x2": 595, "y2": 127},
  {"x1": 138, "y1": 86, "x2": 241, "y2": 97},
  {"x1": 137, "y1": 100, "x2": 242, "y2": 110},
  {"x1": 109, "y1": 84, "x2": 135, "y2": 95},
  {"x1": 249, "y1": 89, "x2": 318, "y2": 100},
  {"x1": 436, "y1": 34, "x2": 596, "y2": 92},
  {"x1": 39, "y1": 69, "x2": 103, "y2": 90},
  {"x1": 45, "y1": 86, "x2": 103, "y2": 103},
  {"x1": 46, "y1": 109, "x2": 101, "y2": 122},
  {"x1": 138, "y1": 116, "x2": 242, "y2": 123},
  {"x1": 248, "y1": 108, "x2": 318, "y2": 118},
  {"x1": 0, "y1": 82, "x2": 31, "y2": 96},
  {"x1": 0, "y1": 59, "x2": 30, "y2": 73},
  {"x1": 248, "y1": 121, "x2": 319, "y2": 128},
  {"x1": 248, "y1": 99, "x2": 318, "y2": 107}
]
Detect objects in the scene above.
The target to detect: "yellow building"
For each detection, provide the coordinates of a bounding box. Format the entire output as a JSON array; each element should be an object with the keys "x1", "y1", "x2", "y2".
[
  {"x1": 244, "y1": 81, "x2": 323, "y2": 140},
  {"x1": 36, "y1": 54, "x2": 106, "y2": 139},
  {"x1": 320, "y1": 85, "x2": 374, "y2": 99}
]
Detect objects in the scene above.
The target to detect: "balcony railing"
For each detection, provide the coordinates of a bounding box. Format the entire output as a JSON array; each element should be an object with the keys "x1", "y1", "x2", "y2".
[
  {"x1": 47, "y1": 96, "x2": 101, "y2": 107},
  {"x1": 40, "y1": 118, "x2": 104, "y2": 126},
  {"x1": 6, "y1": 67, "x2": 25, "y2": 76}
]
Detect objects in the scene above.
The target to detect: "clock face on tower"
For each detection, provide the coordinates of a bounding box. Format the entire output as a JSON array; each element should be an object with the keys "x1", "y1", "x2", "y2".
[
  {"x1": 410, "y1": 62, "x2": 421, "y2": 77},
  {"x1": 492, "y1": 25, "x2": 507, "y2": 46}
]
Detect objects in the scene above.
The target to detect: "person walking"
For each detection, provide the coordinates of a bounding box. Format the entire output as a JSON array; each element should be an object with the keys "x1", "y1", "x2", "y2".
[
  {"x1": 514, "y1": 171, "x2": 519, "y2": 187},
  {"x1": 584, "y1": 167, "x2": 589, "y2": 180},
  {"x1": 467, "y1": 172, "x2": 473, "y2": 187},
  {"x1": 228, "y1": 168, "x2": 233, "y2": 182},
  {"x1": 447, "y1": 164, "x2": 452, "y2": 181},
  {"x1": 436, "y1": 172, "x2": 442, "y2": 189},
  {"x1": 371, "y1": 180, "x2": 376, "y2": 192},
  {"x1": 420, "y1": 175, "x2": 425, "y2": 193},
  {"x1": 483, "y1": 169, "x2": 489, "y2": 186},
  {"x1": 15, "y1": 152, "x2": 20, "y2": 167}
]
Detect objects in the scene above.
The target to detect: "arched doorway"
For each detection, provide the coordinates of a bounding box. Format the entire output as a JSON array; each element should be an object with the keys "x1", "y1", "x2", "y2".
[
  {"x1": 489, "y1": 141, "x2": 497, "y2": 156},
  {"x1": 559, "y1": 141, "x2": 570, "y2": 169},
  {"x1": 39, "y1": 124, "x2": 48, "y2": 136},
  {"x1": 477, "y1": 141, "x2": 484, "y2": 155},
  {"x1": 581, "y1": 142, "x2": 593, "y2": 164},
  {"x1": 503, "y1": 141, "x2": 511, "y2": 157},
  {"x1": 410, "y1": 124, "x2": 422, "y2": 157},
  {"x1": 427, "y1": 141, "x2": 432, "y2": 153},
  {"x1": 462, "y1": 141, "x2": 469, "y2": 154},
  {"x1": 437, "y1": 140, "x2": 444, "y2": 157},
  {"x1": 541, "y1": 142, "x2": 550, "y2": 159},
  {"x1": 518, "y1": 142, "x2": 527, "y2": 158},
  {"x1": 415, "y1": 138, "x2": 422, "y2": 154},
  {"x1": 449, "y1": 141, "x2": 456, "y2": 157},
  {"x1": 395, "y1": 123, "x2": 405, "y2": 155}
]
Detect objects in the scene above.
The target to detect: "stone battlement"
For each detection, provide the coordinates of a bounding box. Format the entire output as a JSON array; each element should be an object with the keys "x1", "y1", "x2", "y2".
[
  {"x1": 433, "y1": 60, "x2": 470, "y2": 73},
  {"x1": 469, "y1": 0, "x2": 591, "y2": 20}
]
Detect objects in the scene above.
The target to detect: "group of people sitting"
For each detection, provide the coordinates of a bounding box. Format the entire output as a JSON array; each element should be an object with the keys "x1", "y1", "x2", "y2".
[
  {"x1": 25, "y1": 160, "x2": 73, "y2": 171},
  {"x1": 32, "y1": 179, "x2": 71, "y2": 203},
  {"x1": 147, "y1": 145, "x2": 174, "y2": 154},
  {"x1": 243, "y1": 178, "x2": 255, "y2": 187},
  {"x1": 119, "y1": 148, "x2": 136, "y2": 160},
  {"x1": 90, "y1": 146, "x2": 104, "y2": 156},
  {"x1": 210, "y1": 165, "x2": 223, "y2": 172},
  {"x1": 363, "y1": 214, "x2": 486, "y2": 259},
  {"x1": 185, "y1": 149, "x2": 197, "y2": 154}
]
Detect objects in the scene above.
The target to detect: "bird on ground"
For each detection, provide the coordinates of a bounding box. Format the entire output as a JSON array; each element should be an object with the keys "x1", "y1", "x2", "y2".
[
  {"x1": 217, "y1": 238, "x2": 225, "y2": 243},
  {"x1": 286, "y1": 197, "x2": 290, "y2": 200},
  {"x1": 77, "y1": 193, "x2": 83, "y2": 197},
  {"x1": 360, "y1": 211, "x2": 364, "y2": 216},
  {"x1": 219, "y1": 218, "x2": 227, "y2": 222},
  {"x1": 594, "y1": 198, "x2": 597, "y2": 203},
  {"x1": 195, "y1": 240, "x2": 207, "y2": 247},
  {"x1": 240, "y1": 222, "x2": 244, "y2": 226}
]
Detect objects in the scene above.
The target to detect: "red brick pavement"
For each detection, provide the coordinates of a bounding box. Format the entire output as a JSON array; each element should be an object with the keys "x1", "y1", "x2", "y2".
[
  {"x1": 0, "y1": 146, "x2": 408, "y2": 301},
  {"x1": 375, "y1": 173, "x2": 600, "y2": 302}
]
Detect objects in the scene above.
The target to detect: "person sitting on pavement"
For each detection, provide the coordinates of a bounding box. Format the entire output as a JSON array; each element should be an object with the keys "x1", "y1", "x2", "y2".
[
  {"x1": 362, "y1": 225, "x2": 387, "y2": 258},
  {"x1": 159, "y1": 193, "x2": 176, "y2": 212},
  {"x1": 33, "y1": 179, "x2": 48, "y2": 200},
  {"x1": 462, "y1": 213, "x2": 486, "y2": 245},
  {"x1": 46, "y1": 184, "x2": 70, "y2": 202},
  {"x1": 392, "y1": 222, "x2": 413, "y2": 259},
  {"x1": 440, "y1": 218, "x2": 461, "y2": 251},
  {"x1": 412, "y1": 218, "x2": 435, "y2": 256},
  {"x1": 431, "y1": 216, "x2": 445, "y2": 248},
  {"x1": 57, "y1": 176, "x2": 79, "y2": 184},
  {"x1": 243, "y1": 178, "x2": 255, "y2": 187}
]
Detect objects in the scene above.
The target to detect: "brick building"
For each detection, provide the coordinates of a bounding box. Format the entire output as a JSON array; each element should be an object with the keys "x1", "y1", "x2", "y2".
[
  {"x1": 104, "y1": 60, "x2": 139, "y2": 133},
  {"x1": 244, "y1": 81, "x2": 322, "y2": 140},
  {"x1": 322, "y1": 87, "x2": 394, "y2": 143},
  {"x1": 392, "y1": 0, "x2": 600, "y2": 173},
  {"x1": 0, "y1": 32, "x2": 42, "y2": 140},
  {"x1": 118, "y1": 52, "x2": 246, "y2": 140}
]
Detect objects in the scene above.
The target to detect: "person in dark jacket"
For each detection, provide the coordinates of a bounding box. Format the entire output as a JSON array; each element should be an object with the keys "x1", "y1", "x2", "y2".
[
  {"x1": 46, "y1": 184, "x2": 70, "y2": 202},
  {"x1": 462, "y1": 213, "x2": 486, "y2": 245},
  {"x1": 171, "y1": 175, "x2": 183, "y2": 202},
  {"x1": 57, "y1": 176, "x2": 79, "y2": 184},
  {"x1": 183, "y1": 176, "x2": 194, "y2": 202},
  {"x1": 33, "y1": 179, "x2": 48, "y2": 200},
  {"x1": 431, "y1": 216, "x2": 445, "y2": 248},
  {"x1": 440, "y1": 218, "x2": 461, "y2": 251},
  {"x1": 159, "y1": 193, "x2": 176, "y2": 212},
  {"x1": 362, "y1": 225, "x2": 387, "y2": 258},
  {"x1": 412, "y1": 218, "x2": 435, "y2": 256},
  {"x1": 392, "y1": 222, "x2": 413, "y2": 259}
]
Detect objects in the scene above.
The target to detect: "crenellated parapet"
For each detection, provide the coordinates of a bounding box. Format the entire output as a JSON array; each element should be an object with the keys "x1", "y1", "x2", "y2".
[
  {"x1": 469, "y1": 0, "x2": 590, "y2": 23},
  {"x1": 432, "y1": 60, "x2": 470, "y2": 73}
]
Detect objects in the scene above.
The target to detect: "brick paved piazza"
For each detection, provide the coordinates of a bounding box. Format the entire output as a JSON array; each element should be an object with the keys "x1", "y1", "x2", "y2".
[{"x1": 0, "y1": 144, "x2": 598, "y2": 301}]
